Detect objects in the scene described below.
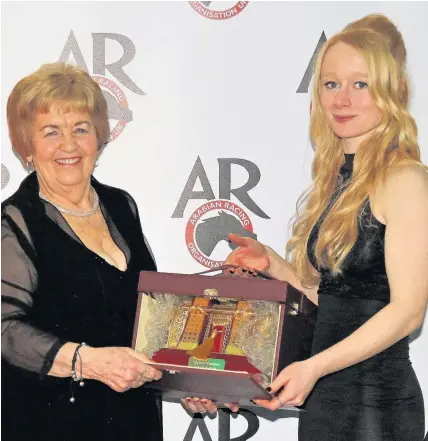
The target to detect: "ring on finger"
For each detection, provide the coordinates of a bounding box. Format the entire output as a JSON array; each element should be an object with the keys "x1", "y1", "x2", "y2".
[{"x1": 274, "y1": 395, "x2": 284, "y2": 407}]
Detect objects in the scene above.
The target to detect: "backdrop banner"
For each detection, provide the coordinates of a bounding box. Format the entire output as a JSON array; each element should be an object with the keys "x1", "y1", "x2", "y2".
[{"x1": 2, "y1": 2, "x2": 427, "y2": 440}]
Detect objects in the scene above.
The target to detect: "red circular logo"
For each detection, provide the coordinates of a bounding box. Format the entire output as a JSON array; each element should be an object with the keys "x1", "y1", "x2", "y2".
[
  {"x1": 185, "y1": 199, "x2": 255, "y2": 268},
  {"x1": 92, "y1": 76, "x2": 133, "y2": 142},
  {"x1": 189, "y1": 1, "x2": 249, "y2": 20}
]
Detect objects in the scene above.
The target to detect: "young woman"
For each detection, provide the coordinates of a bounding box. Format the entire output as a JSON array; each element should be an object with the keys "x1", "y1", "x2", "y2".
[{"x1": 184, "y1": 14, "x2": 428, "y2": 441}]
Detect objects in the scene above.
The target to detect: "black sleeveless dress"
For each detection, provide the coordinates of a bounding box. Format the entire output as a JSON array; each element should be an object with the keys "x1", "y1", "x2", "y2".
[
  {"x1": 1, "y1": 173, "x2": 163, "y2": 441},
  {"x1": 298, "y1": 154, "x2": 425, "y2": 441}
]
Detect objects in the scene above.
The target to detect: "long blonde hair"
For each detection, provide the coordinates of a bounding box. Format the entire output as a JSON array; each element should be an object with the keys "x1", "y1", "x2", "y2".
[{"x1": 286, "y1": 14, "x2": 422, "y2": 286}]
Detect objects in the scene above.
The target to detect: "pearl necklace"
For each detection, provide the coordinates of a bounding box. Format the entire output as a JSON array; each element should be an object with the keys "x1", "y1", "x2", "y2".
[{"x1": 39, "y1": 187, "x2": 100, "y2": 218}]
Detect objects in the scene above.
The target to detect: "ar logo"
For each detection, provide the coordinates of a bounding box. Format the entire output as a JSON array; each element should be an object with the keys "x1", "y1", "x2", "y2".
[
  {"x1": 183, "y1": 409, "x2": 259, "y2": 441},
  {"x1": 296, "y1": 31, "x2": 327, "y2": 93},
  {"x1": 172, "y1": 157, "x2": 270, "y2": 220},
  {"x1": 58, "y1": 31, "x2": 144, "y2": 141},
  {"x1": 176, "y1": 157, "x2": 266, "y2": 268}
]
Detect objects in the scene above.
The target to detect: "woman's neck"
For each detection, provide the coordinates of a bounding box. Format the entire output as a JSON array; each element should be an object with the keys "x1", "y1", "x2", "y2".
[
  {"x1": 341, "y1": 128, "x2": 376, "y2": 153},
  {"x1": 37, "y1": 176, "x2": 93, "y2": 211},
  {"x1": 342, "y1": 138, "x2": 359, "y2": 154}
]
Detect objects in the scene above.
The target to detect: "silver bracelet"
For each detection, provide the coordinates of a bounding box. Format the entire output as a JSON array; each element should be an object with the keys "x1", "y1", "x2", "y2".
[{"x1": 70, "y1": 342, "x2": 87, "y2": 403}]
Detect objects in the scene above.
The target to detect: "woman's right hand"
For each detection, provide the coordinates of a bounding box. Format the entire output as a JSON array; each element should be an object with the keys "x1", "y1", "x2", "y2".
[
  {"x1": 226, "y1": 233, "x2": 271, "y2": 272},
  {"x1": 181, "y1": 397, "x2": 239, "y2": 415},
  {"x1": 80, "y1": 346, "x2": 162, "y2": 392}
]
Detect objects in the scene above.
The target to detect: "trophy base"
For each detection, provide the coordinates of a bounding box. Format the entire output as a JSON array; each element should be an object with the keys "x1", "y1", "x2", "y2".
[
  {"x1": 145, "y1": 362, "x2": 270, "y2": 403},
  {"x1": 152, "y1": 348, "x2": 261, "y2": 374}
]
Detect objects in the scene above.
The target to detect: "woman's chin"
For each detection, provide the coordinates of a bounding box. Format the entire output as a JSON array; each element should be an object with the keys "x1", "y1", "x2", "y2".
[
  {"x1": 53, "y1": 170, "x2": 89, "y2": 187},
  {"x1": 331, "y1": 128, "x2": 361, "y2": 139}
]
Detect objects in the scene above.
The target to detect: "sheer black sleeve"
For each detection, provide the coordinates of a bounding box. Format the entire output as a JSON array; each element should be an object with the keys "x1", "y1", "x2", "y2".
[
  {"x1": 1, "y1": 189, "x2": 155, "y2": 378},
  {"x1": 1, "y1": 205, "x2": 65, "y2": 378}
]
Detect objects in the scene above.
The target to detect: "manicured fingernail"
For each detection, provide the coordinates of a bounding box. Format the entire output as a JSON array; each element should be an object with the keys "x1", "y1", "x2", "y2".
[{"x1": 265, "y1": 387, "x2": 272, "y2": 392}]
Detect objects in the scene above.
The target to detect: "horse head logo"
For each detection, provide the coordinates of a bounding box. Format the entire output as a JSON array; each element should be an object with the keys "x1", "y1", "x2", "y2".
[
  {"x1": 102, "y1": 90, "x2": 133, "y2": 123},
  {"x1": 195, "y1": 211, "x2": 257, "y2": 257}
]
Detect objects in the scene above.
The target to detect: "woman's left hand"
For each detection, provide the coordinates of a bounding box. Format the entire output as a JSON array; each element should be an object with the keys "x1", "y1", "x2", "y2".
[{"x1": 253, "y1": 359, "x2": 322, "y2": 410}]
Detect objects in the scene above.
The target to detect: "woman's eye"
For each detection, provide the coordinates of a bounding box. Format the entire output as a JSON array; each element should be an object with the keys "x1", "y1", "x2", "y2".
[
  {"x1": 324, "y1": 81, "x2": 338, "y2": 90},
  {"x1": 355, "y1": 81, "x2": 368, "y2": 89},
  {"x1": 75, "y1": 127, "x2": 88, "y2": 134},
  {"x1": 45, "y1": 131, "x2": 58, "y2": 138}
]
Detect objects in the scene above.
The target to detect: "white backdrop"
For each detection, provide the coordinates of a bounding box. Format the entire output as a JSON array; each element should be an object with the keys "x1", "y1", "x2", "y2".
[{"x1": 1, "y1": 2, "x2": 427, "y2": 440}]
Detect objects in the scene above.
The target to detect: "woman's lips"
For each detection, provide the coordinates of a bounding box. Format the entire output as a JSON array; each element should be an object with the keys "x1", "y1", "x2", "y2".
[
  {"x1": 54, "y1": 157, "x2": 82, "y2": 166},
  {"x1": 334, "y1": 115, "x2": 356, "y2": 123}
]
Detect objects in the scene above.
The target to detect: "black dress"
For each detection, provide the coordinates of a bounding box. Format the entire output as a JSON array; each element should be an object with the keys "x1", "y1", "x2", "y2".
[
  {"x1": 298, "y1": 154, "x2": 425, "y2": 441},
  {"x1": 1, "y1": 173, "x2": 163, "y2": 441}
]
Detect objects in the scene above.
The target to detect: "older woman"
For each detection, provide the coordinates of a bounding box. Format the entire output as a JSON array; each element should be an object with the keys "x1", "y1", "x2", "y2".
[{"x1": 2, "y1": 63, "x2": 163, "y2": 441}]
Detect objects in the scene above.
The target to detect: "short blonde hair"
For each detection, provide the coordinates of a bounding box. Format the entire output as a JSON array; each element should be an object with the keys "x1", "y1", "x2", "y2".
[{"x1": 7, "y1": 62, "x2": 109, "y2": 161}]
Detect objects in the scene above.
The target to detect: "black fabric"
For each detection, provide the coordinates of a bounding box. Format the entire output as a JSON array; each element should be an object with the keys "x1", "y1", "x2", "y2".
[
  {"x1": 1, "y1": 173, "x2": 162, "y2": 441},
  {"x1": 1, "y1": 173, "x2": 144, "y2": 374},
  {"x1": 298, "y1": 154, "x2": 425, "y2": 441}
]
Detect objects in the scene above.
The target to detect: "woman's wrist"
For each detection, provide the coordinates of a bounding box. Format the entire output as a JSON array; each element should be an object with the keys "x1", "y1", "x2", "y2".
[
  {"x1": 306, "y1": 354, "x2": 329, "y2": 379},
  {"x1": 48, "y1": 342, "x2": 99, "y2": 380},
  {"x1": 265, "y1": 246, "x2": 288, "y2": 280},
  {"x1": 48, "y1": 342, "x2": 79, "y2": 377},
  {"x1": 264, "y1": 246, "x2": 311, "y2": 295},
  {"x1": 78, "y1": 345, "x2": 99, "y2": 380}
]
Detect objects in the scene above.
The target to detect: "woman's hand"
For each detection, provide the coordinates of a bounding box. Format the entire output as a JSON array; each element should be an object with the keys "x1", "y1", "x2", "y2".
[
  {"x1": 80, "y1": 346, "x2": 162, "y2": 392},
  {"x1": 181, "y1": 397, "x2": 239, "y2": 414},
  {"x1": 226, "y1": 233, "x2": 270, "y2": 272},
  {"x1": 253, "y1": 359, "x2": 321, "y2": 410}
]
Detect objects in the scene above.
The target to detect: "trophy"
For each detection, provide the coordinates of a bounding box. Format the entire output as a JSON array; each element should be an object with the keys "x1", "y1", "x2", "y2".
[{"x1": 132, "y1": 266, "x2": 317, "y2": 404}]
